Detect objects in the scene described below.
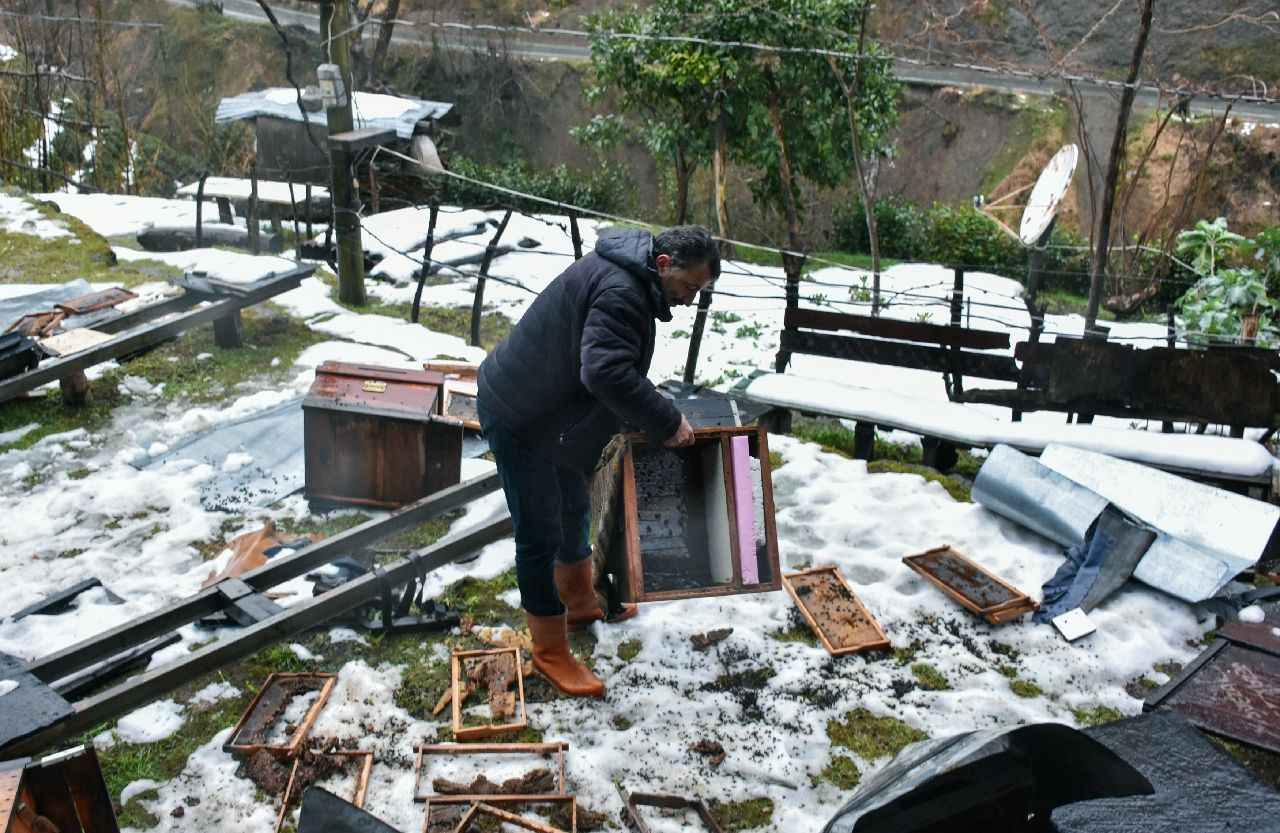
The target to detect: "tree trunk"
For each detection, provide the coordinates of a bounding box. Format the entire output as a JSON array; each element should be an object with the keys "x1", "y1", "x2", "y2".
[
  {"x1": 368, "y1": 0, "x2": 400, "y2": 85},
  {"x1": 764, "y1": 65, "x2": 805, "y2": 307},
  {"x1": 1085, "y1": 0, "x2": 1156, "y2": 331},
  {"x1": 674, "y1": 144, "x2": 691, "y2": 225},
  {"x1": 713, "y1": 92, "x2": 733, "y2": 259}
]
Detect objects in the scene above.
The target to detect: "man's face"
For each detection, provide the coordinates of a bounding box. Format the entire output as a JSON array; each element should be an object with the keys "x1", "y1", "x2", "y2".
[{"x1": 657, "y1": 253, "x2": 713, "y2": 307}]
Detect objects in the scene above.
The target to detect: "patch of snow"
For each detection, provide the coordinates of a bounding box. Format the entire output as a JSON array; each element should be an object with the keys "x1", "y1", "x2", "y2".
[
  {"x1": 1239, "y1": 604, "x2": 1266, "y2": 624},
  {"x1": 116, "y1": 699, "x2": 185, "y2": 743},
  {"x1": 189, "y1": 681, "x2": 240, "y2": 706},
  {"x1": 121, "y1": 778, "x2": 161, "y2": 806},
  {"x1": 0, "y1": 679, "x2": 17, "y2": 697}
]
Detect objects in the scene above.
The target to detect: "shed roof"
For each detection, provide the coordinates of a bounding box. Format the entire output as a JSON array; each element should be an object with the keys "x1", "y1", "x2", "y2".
[{"x1": 215, "y1": 88, "x2": 452, "y2": 139}]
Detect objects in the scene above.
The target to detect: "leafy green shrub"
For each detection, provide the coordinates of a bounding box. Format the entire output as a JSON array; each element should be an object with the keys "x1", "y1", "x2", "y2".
[
  {"x1": 1175, "y1": 218, "x2": 1280, "y2": 346},
  {"x1": 918, "y1": 202, "x2": 1023, "y2": 274},
  {"x1": 832, "y1": 194, "x2": 923, "y2": 259},
  {"x1": 438, "y1": 155, "x2": 626, "y2": 215}
]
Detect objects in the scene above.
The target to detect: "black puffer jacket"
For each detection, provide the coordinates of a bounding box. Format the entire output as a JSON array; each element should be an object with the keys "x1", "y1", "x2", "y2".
[{"x1": 477, "y1": 228, "x2": 682, "y2": 473}]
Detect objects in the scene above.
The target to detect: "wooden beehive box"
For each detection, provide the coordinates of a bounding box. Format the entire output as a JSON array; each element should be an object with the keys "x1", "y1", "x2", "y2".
[
  {"x1": 1, "y1": 746, "x2": 118, "y2": 833},
  {"x1": 303, "y1": 361, "x2": 462, "y2": 508},
  {"x1": 611, "y1": 425, "x2": 782, "y2": 603}
]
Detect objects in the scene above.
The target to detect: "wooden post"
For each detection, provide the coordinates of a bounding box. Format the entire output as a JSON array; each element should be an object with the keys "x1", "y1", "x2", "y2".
[
  {"x1": 682, "y1": 287, "x2": 715, "y2": 385},
  {"x1": 569, "y1": 211, "x2": 583, "y2": 260},
  {"x1": 60, "y1": 371, "x2": 91, "y2": 407},
  {"x1": 213, "y1": 313, "x2": 244, "y2": 349},
  {"x1": 322, "y1": 1, "x2": 366, "y2": 306},
  {"x1": 946, "y1": 267, "x2": 965, "y2": 399},
  {"x1": 195, "y1": 171, "x2": 208, "y2": 248},
  {"x1": 471, "y1": 210, "x2": 513, "y2": 347},
  {"x1": 248, "y1": 161, "x2": 261, "y2": 255},
  {"x1": 286, "y1": 175, "x2": 302, "y2": 260},
  {"x1": 411, "y1": 203, "x2": 439, "y2": 324}
]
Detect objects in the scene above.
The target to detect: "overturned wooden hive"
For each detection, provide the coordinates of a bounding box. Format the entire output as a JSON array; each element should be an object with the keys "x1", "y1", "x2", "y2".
[
  {"x1": 223, "y1": 672, "x2": 337, "y2": 757},
  {"x1": 605, "y1": 426, "x2": 782, "y2": 603},
  {"x1": 783, "y1": 565, "x2": 890, "y2": 655},
  {"x1": 903, "y1": 545, "x2": 1037, "y2": 625}
]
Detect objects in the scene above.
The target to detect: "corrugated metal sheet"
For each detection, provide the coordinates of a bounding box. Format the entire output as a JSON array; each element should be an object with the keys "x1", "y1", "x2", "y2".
[{"x1": 215, "y1": 88, "x2": 452, "y2": 139}]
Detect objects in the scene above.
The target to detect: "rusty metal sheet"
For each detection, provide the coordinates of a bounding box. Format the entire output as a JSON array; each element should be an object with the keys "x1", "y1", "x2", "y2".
[
  {"x1": 224, "y1": 672, "x2": 336, "y2": 756},
  {"x1": 4, "y1": 310, "x2": 64, "y2": 338},
  {"x1": 902, "y1": 546, "x2": 1037, "y2": 625},
  {"x1": 1145, "y1": 640, "x2": 1280, "y2": 754},
  {"x1": 1220, "y1": 614, "x2": 1280, "y2": 656},
  {"x1": 783, "y1": 566, "x2": 890, "y2": 656}
]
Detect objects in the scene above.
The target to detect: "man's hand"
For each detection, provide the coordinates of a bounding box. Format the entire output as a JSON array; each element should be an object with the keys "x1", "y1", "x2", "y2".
[{"x1": 663, "y1": 415, "x2": 696, "y2": 448}]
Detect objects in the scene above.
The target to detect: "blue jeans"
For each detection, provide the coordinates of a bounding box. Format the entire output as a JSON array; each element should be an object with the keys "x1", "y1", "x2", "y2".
[{"x1": 478, "y1": 401, "x2": 592, "y2": 617}]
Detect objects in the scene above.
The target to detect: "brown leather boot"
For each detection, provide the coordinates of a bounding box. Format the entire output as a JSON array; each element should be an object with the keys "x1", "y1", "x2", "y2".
[
  {"x1": 555, "y1": 558, "x2": 605, "y2": 628},
  {"x1": 526, "y1": 612, "x2": 605, "y2": 698},
  {"x1": 555, "y1": 558, "x2": 638, "y2": 630}
]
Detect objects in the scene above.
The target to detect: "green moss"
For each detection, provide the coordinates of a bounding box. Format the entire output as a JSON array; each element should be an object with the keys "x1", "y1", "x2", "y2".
[
  {"x1": 57, "y1": 548, "x2": 87, "y2": 560},
  {"x1": 117, "y1": 786, "x2": 162, "y2": 828},
  {"x1": 890, "y1": 646, "x2": 917, "y2": 666},
  {"x1": 769, "y1": 626, "x2": 820, "y2": 648},
  {"x1": 996, "y1": 664, "x2": 1018, "y2": 679},
  {"x1": 790, "y1": 415, "x2": 857, "y2": 458},
  {"x1": 707, "y1": 798, "x2": 775, "y2": 831},
  {"x1": 827, "y1": 708, "x2": 929, "y2": 760},
  {"x1": 612, "y1": 715, "x2": 634, "y2": 731},
  {"x1": 617, "y1": 638, "x2": 643, "y2": 662},
  {"x1": 393, "y1": 650, "x2": 452, "y2": 718},
  {"x1": 1009, "y1": 679, "x2": 1044, "y2": 698},
  {"x1": 67, "y1": 467, "x2": 92, "y2": 480},
  {"x1": 708, "y1": 666, "x2": 776, "y2": 691},
  {"x1": 1071, "y1": 705, "x2": 1124, "y2": 727},
  {"x1": 813, "y1": 754, "x2": 862, "y2": 790},
  {"x1": 246, "y1": 643, "x2": 311, "y2": 679},
  {"x1": 910, "y1": 663, "x2": 949, "y2": 691},
  {"x1": 1210, "y1": 736, "x2": 1280, "y2": 791},
  {"x1": 437, "y1": 570, "x2": 521, "y2": 624},
  {"x1": 866, "y1": 460, "x2": 971, "y2": 502},
  {"x1": 769, "y1": 450, "x2": 784, "y2": 470}
]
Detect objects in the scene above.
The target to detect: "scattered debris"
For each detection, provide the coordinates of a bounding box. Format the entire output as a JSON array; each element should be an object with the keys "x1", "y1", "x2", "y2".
[
  {"x1": 902, "y1": 546, "x2": 1037, "y2": 625},
  {"x1": 783, "y1": 566, "x2": 890, "y2": 655},
  {"x1": 413, "y1": 742, "x2": 568, "y2": 803},
  {"x1": 9, "y1": 578, "x2": 123, "y2": 622},
  {"x1": 690, "y1": 628, "x2": 734, "y2": 651},
  {"x1": 202, "y1": 520, "x2": 320, "y2": 589},
  {"x1": 273, "y1": 748, "x2": 373, "y2": 833},
  {"x1": 691, "y1": 738, "x2": 726, "y2": 769},
  {"x1": 450, "y1": 801, "x2": 570, "y2": 833}
]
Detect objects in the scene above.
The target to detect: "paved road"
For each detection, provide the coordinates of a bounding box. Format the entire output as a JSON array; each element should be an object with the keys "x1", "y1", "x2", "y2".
[{"x1": 191, "y1": 0, "x2": 1280, "y2": 122}]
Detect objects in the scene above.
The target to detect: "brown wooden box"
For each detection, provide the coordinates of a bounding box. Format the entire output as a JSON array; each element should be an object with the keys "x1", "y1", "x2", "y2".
[
  {"x1": 902, "y1": 545, "x2": 1038, "y2": 625},
  {"x1": 303, "y1": 361, "x2": 462, "y2": 508},
  {"x1": 611, "y1": 425, "x2": 782, "y2": 603},
  {"x1": 783, "y1": 565, "x2": 891, "y2": 656},
  {"x1": 1, "y1": 745, "x2": 118, "y2": 833}
]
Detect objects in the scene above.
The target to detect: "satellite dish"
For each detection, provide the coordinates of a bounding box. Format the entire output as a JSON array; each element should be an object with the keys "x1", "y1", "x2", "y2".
[{"x1": 1018, "y1": 144, "x2": 1078, "y2": 245}]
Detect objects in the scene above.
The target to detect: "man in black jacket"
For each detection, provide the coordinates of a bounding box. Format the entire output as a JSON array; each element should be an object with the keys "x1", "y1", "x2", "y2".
[{"x1": 477, "y1": 225, "x2": 720, "y2": 697}]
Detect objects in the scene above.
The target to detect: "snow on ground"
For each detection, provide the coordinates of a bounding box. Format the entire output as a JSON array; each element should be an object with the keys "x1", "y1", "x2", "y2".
[{"x1": 0, "y1": 192, "x2": 1242, "y2": 831}]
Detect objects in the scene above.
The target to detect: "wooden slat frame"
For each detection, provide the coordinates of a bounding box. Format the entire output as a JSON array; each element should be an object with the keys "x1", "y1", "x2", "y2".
[
  {"x1": 620, "y1": 425, "x2": 782, "y2": 603},
  {"x1": 450, "y1": 801, "x2": 572, "y2": 833},
  {"x1": 902, "y1": 545, "x2": 1037, "y2": 625},
  {"x1": 224, "y1": 672, "x2": 337, "y2": 756},
  {"x1": 450, "y1": 648, "x2": 527, "y2": 741},
  {"x1": 622, "y1": 791, "x2": 725, "y2": 833},
  {"x1": 782, "y1": 566, "x2": 891, "y2": 656},
  {"x1": 413, "y1": 742, "x2": 568, "y2": 803},
  {"x1": 273, "y1": 749, "x2": 373, "y2": 833}
]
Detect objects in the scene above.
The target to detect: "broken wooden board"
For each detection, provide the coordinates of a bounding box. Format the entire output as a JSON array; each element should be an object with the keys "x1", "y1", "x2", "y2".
[
  {"x1": 621, "y1": 790, "x2": 725, "y2": 833},
  {"x1": 274, "y1": 749, "x2": 373, "y2": 833},
  {"x1": 54, "y1": 288, "x2": 137, "y2": 316},
  {"x1": 1145, "y1": 639, "x2": 1280, "y2": 755},
  {"x1": 224, "y1": 672, "x2": 336, "y2": 756},
  {"x1": 413, "y1": 742, "x2": 567, "y2": 804},
  {"x1": 902, "y1": 545, "x2": 1037, "y2": 625},
  {"x1": 450, "y1": 648, "x2": 527, "y2": 741},
  {"x1": 783, "y1": 566, "x2": 890, "y2": 655}
]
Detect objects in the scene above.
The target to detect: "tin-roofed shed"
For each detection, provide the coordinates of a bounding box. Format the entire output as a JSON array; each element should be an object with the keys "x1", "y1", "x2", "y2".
[{"x1": 215, "y1": 88, "x2": 454, "y2": 186}]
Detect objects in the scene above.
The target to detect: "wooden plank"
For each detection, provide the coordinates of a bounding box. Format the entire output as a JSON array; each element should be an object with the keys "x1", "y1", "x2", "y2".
[
  {"x1": 224, "y1": 672, "x2": 337, "y2": 756},
  {"x1": 26, "y1": 471, "x2": 500, "y2": 684},
  {"x1": 784, "y1": 307, "x2": 1010, "y2": 350},
  {"x1": 3, "y1": 514, "x2": 512, "y2": 758},
  {"x1": 780, "y1": 330, "x2": 1022, "y2": 382},
  {"x1": 413, "y1": 742, "x2": 568, "y2": 803},
  {"x1": 451, "y1": 802, "x2": 571, "y2": 833},
  {"x1": 782, "y1": 566, "x2": 890, "y2": 656}
]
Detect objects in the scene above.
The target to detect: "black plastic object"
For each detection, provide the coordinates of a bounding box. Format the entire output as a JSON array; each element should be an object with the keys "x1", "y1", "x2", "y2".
[
  {"x1": 1053, "y1": 711, "x2": 1280, "y2": 833},
  {"x1": 0, "y1": 331, "x2": 41, "y2": 380},
  {"x1": 822, "y1": 722, "x2": 1152, "y2": 833},
  {"x1": 0, "y1": 651, "x2": 74, "y2": 749},
  {"x1": 297, "y1": 787, "x2": 402, "y2": 833}
]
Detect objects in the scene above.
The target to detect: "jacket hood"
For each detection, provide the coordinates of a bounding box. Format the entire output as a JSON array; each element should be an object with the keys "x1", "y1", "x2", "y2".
[{"x1": 594, "y1": 227, "x2": 673, "y2": 322}]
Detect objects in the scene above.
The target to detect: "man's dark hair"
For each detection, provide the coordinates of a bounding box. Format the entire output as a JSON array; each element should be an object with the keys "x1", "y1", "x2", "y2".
[{"x1": 654, "y1": 225, "x2": 721, "y2": 280}]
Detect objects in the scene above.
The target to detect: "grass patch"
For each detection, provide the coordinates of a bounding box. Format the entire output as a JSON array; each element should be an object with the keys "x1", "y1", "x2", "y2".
[
  {"x1": 1071, "y1": 705, "x2": 1124, "y2": 727},
  {"x1": 768, "y1": 450, "x2": 784, "y2": 470},
  {"x1": 770, "y1": 625, "x2": 820, "y2": 648},
  {"x1": 708, "y1": 797, "x2": 775, "y2": 831},
  {"x1": 891, "y1": 645, "x2": 918, "y2": 666},
  {"x1": 437, "y1": 570, "x2": 520, "y2": 624},
  {"x1": 996, "y1": 664, "x2": 1018, "y2": 679},
  {"x1": 612, "y1": 715, "x2": 633, "y2": 730},
  {"x1": 813, "y1": 754, "x2": 861, "y2": 790},
  {"x1": 394, "y1": 648, "x2": 453, "y2": 718},
  {"x1": 790, "y1": 415, "x2": 858, "y2": 457},
  {"x1": 866, "y1": 460, "x2": 972, "y2": 502},
  {"x1": 911, "y1": 663, "x2": 949, "y2": 691},
  {"x1": 1009, "y1": 679, "x2": 1044, "y2": 698},
  {"x1": 617, "y1": 638, "x2": 643, "y2": 662},
  {"x1": 827, "y1": 708, "x2": 929, "y2": 760},
  {"x1": 707, "y1": 666, "x2": 776, "y2": 692},
  {"x1": 730, "y1": 243, "x2": 899, "y2": 275}
]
